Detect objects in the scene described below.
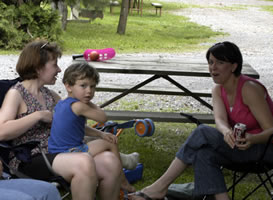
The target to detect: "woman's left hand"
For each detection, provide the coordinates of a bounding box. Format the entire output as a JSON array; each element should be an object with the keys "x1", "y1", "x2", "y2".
[{"x1": 101, "y1": 132, "x2": 118, "y2": 144}]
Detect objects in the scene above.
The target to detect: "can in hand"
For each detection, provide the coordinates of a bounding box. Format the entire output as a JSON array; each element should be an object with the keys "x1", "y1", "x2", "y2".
[{"x1": 233, "y1": 123, "x2": 246, "y2": 144}]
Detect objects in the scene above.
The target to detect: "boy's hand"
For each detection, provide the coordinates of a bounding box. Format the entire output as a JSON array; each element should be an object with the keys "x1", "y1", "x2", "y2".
[{"x1": 101, "y1": 132, "x2": 118, "y2": 144}]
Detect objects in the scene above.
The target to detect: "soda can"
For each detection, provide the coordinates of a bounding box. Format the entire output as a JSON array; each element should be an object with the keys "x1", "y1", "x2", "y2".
[{"x1": 233, "y1": 123, "x2": 246, "y2": 142}]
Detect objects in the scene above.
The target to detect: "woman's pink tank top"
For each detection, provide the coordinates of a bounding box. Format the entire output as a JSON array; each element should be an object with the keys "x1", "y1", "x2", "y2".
[{"x1": 221, "y1": 75, "x2": 273, "y2": 134}]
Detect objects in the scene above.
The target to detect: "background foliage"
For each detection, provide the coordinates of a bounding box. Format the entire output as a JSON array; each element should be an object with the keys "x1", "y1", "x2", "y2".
[{"x1": 0, "y1": 1, "x2": 62, "y2": 49}]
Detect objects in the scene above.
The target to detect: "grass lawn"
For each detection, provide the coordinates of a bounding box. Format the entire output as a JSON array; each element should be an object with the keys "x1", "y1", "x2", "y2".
[
  {"x1": 61, "y1": 0, "x2": 224, "y2": 54},
  {"x1": 117, "y1": 122, "x2": 271, "y2": 199}
]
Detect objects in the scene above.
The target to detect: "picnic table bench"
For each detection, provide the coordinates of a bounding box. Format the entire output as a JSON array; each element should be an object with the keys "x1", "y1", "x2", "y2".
[{"x1": 73, "y1": 56, "x2": 259, "y2": 124}]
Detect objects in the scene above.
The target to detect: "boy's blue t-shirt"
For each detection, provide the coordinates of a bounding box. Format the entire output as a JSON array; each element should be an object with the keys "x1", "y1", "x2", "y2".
[{"x1": 48, "y1": 97, "x2": 86, "y2": 153}]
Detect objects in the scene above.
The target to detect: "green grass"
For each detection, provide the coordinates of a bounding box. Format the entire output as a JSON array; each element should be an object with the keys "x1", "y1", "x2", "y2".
[
  {"x1": 262, "y1": 5, "x2": 273, "y2": 13},
  {"x1": 117, "y1": 122, "x2": 270, "y2": 199},
  {"x1": 118, "y1": 122, "x2": 195, "y2": 186},
  {"x1": 61, "y1": 0, "x2": 224, "y2": 54},
  {"x1": 0, "y1": 1, "x2": 223, "y2": 55}
]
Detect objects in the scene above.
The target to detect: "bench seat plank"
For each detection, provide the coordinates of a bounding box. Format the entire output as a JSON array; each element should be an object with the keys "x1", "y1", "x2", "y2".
[{"x1": 104, "y1": 110, "x2": 214, "y2": 124}]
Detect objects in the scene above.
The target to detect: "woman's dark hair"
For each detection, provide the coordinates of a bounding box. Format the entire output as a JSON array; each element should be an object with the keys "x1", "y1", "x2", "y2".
[
  {"x1": 16, "y1": 40, "x2": 62, "y2": 80},
  {"x1": 63, "y1": 62, "x2": 100, "y2": 86},
  {"x1": 206, "y1": 41, "x2": 243, "y2": 77}
]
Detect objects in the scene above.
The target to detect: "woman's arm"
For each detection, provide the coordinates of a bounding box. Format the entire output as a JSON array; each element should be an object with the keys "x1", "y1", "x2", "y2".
[
  {"x1": 71, "y1": 101, "x2": 108, "y2": 123},
  {"x1": 212, "y1": 85, "x2": 232, "y2": 134},
  {"x1": 0, "y1": 89, "x2": 52, "y2": 141},
  {"x1": 241, "y1": 81, "x2": 273, "y2": 144},
  {"x1": 212, "y1": 85, "x2": 235, "y2": 148}
]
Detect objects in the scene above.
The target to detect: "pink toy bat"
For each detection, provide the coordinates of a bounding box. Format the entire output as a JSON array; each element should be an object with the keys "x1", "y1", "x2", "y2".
[{"x1": 72, "y1": 48, "x2": 116, "y2": 61}]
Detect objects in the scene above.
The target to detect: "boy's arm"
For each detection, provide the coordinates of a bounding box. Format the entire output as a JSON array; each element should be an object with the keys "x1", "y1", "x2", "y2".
[
  {"x1": 71, "y1": 101, "x2": 108, "y2": 123},
  {"x1": 85, "y1": 125, "x2": 117, "y2": 144}
]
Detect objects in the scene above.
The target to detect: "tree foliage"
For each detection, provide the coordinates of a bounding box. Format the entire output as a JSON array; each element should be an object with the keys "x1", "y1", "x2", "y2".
[{"x1": 0, "y1": 1, "x2": 62, "y2": 49}]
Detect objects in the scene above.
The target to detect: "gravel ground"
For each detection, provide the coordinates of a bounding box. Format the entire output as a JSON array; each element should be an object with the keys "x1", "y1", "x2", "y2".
[{"x1": 1, "y1": 0, "x2": 273, "y2": 113}]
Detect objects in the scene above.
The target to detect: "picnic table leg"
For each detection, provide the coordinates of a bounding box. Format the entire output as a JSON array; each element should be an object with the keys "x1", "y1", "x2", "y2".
[
  {"x1": 100, "y1": 75, "x2": 161, "y2": 108},
  {"x1": 162, "y1": 75, "x2": 213, "y2": 110}
]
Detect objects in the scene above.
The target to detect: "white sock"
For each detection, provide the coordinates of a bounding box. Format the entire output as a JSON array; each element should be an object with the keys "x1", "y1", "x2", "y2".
[{"x1": 120, "y1": 152, "x2": 140, "y2": 170}]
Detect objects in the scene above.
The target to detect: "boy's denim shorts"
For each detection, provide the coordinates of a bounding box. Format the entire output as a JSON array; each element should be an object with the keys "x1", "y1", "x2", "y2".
[{"x1": 65, "y1": 144, "x2": 89, "y2": 153}]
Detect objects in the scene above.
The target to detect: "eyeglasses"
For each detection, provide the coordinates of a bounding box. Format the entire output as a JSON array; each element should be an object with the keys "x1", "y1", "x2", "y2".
[{"x1": 40, "y1": 42, "x2": 49, "y2": 49}]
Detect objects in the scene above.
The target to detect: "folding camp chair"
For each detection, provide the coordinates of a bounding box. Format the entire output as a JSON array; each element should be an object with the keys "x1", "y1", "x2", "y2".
[
  {"x1": 0, "y1": 140, "x2": 71, "y2": 199},
  {"x1": 224, "y1": 134, "x2": 273, "y2": 200},
  {"x1": 0, "y1": 78, "x2": 70, "y2": 199},
  {"x1": 180, "y1": 112, "x2": 273, "y2": 200}
]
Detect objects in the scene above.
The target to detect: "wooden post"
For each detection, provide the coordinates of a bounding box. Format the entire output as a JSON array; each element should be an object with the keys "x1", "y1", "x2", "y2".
[{"x1": 117, "y1": 0, "x2": 129, "y2": 35}]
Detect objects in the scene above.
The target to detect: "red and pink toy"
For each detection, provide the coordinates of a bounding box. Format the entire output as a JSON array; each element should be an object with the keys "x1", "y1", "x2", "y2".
[{"x1": 72, "y1": 48, "x2": 116, "y2": 61}]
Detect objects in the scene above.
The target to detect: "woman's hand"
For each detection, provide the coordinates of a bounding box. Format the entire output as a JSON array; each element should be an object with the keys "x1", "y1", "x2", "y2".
[
  {"x1": 235, "y1": 133, "x2": 253, "y2": 150},
  {"x1": 223, "y1": 129, "x2": 236, "y2": 149},
  {"x1": 38, "y1": 110, "x2": 53, "y2": 123},
  {"x1": 101, "y1": 132, "x2": 118, "y2": 144}
]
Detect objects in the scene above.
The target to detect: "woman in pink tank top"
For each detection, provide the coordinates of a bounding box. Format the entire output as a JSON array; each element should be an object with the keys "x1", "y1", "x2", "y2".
[
  {"x1": 209, "y1": 42, "x2": 273, "y2": 148},
  {"x1": 129, "y1": 42, "x2": 273, "y2": 200}
]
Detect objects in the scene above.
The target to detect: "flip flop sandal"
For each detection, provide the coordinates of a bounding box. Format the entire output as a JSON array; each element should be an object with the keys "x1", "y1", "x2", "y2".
[{"x1": 131, "y1": 191, "x2": 168, "y2": 200}]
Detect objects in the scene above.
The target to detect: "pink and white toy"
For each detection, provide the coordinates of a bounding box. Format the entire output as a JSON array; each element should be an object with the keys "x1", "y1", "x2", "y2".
[{"x1": 72, "y1": 48, "x2": 116, "y2": 61}]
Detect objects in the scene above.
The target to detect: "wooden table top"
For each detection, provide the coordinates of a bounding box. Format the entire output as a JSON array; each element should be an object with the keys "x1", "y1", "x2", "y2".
[{"x1": 74, "y1": 56, "x2": 260, "y2": 79}]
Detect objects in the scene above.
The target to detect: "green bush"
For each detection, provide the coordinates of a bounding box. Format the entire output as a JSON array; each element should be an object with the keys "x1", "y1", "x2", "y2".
[{"x1": 0, "y1": 2, "x2": 63, "y2": 50}]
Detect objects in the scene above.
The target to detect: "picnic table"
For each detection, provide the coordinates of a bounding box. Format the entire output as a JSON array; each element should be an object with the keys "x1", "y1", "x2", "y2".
[
  {"x1": 73, "y1": 56, "x2": 259, "y2": 124},
  {"x1": 129, "y1": 0, "x2": 143, "y2": 16}
]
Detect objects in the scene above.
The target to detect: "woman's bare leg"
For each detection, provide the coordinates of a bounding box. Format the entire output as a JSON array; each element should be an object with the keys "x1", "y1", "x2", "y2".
[
  {"x1": 52, "y1": 152, "x2": 97, "y2": 200},
  {"x1": 88, "y1": 139, "x2": 136, "y2": 193},
  {"x1": 94, "y1": 151, "x2": 122, "y2": 200},
  {"x1": 130, "y1": 157, "x2": 188, "y2": 200}
]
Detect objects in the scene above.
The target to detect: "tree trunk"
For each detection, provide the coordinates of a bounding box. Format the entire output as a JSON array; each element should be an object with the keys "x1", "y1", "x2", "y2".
[
  {"x1": 58, "y1": 1, "x2": 68, "y2": 30},
  {"x1": 117, "y1": 0, "x2": 129, "y2": 35},
  {"x1": 51, "y1": 0, "x2": 68, "y2": 31}
]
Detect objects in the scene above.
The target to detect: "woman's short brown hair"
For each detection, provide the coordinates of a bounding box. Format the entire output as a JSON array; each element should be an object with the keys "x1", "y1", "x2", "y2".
[{"x1": 16, "y1": 40, "x2": 62, "y2": 80}]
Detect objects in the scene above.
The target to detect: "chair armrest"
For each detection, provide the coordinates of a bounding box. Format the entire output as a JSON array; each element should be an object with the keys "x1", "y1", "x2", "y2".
[
  {"x1": 12, "y1": 141, "x2": 40, "y2": 163},
  {"x1": 180, "y1": 112, "x2": 202, "y2": 126}
]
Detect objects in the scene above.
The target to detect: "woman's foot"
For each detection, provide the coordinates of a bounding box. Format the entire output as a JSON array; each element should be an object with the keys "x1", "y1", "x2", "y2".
[{"x1": 128, "y1": 185, "x2": 167, "y2": 200}]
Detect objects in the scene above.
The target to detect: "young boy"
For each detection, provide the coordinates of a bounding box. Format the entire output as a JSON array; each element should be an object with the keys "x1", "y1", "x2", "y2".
[{"x1": 48, "y1": 62, "x2": 135, "y2": 193}]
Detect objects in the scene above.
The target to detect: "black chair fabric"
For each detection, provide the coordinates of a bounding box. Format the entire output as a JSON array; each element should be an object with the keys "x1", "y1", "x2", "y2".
[{"x1": 0, "y1": 78, "x2": 21, "y2": 107}]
